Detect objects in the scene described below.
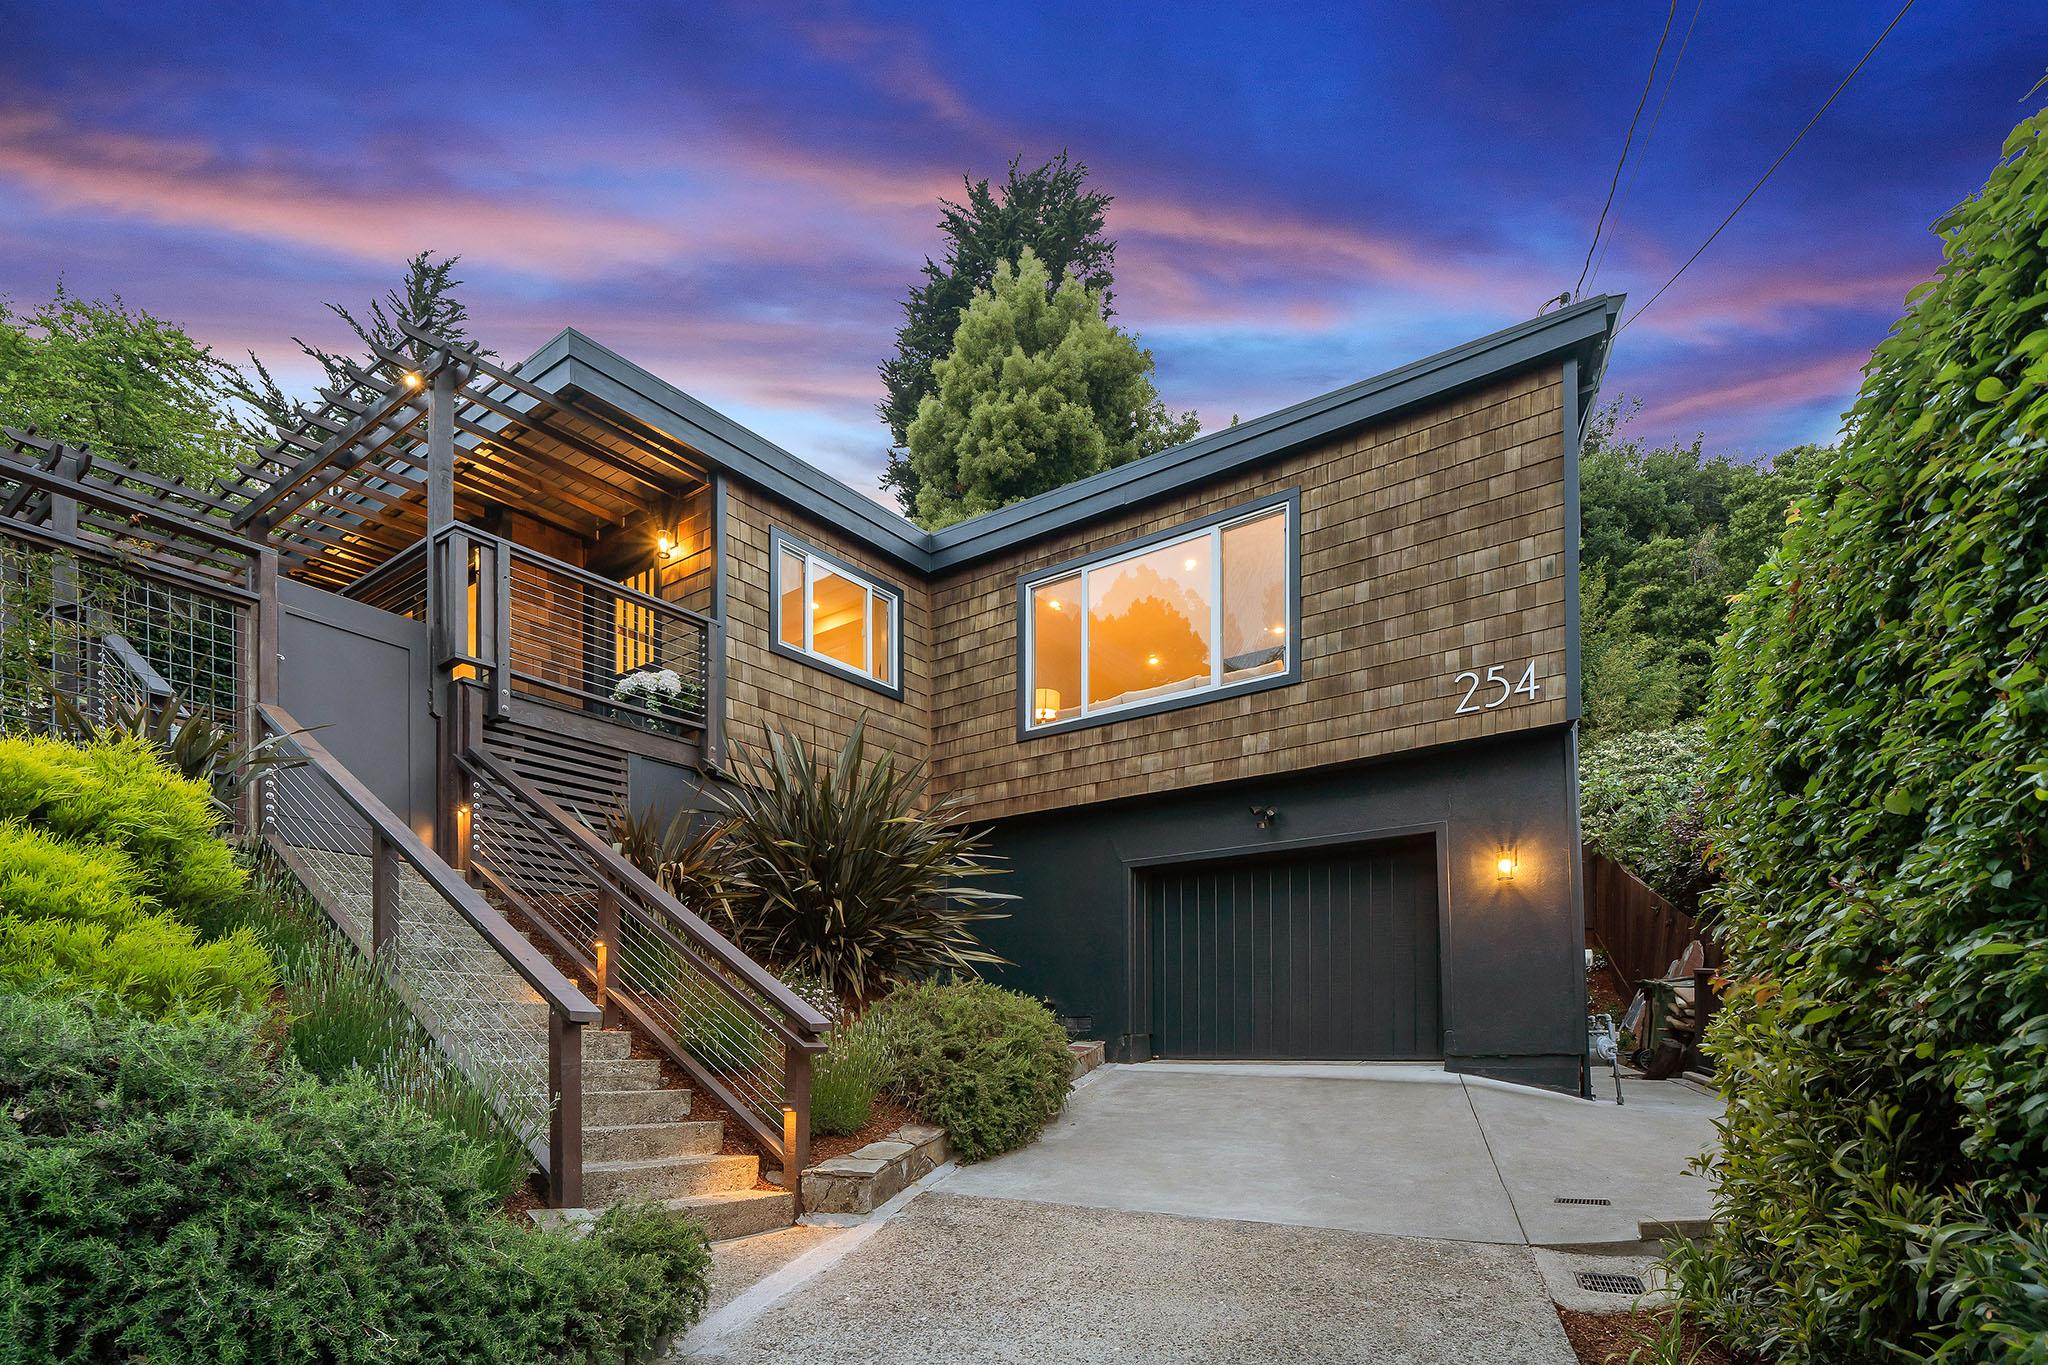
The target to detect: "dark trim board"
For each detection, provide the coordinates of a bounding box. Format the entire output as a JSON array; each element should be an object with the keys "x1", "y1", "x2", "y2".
[{"x1": 970, "y1": 724, "x2": 1587, "y2": 1094}]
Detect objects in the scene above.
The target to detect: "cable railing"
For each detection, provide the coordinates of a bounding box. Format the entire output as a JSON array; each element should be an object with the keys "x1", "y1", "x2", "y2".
[
  {"x1": 500, "y1": 538, "x2": 715, "y2": 737},
  {"x1": 458, "y1": 743, "x2": 827, "y2": 1184},
  {"x1": 342, "y1": 538, "x2": 429, "y2": 619},
  {"x1": 257, "y1": 702, "x2": 597, "y2": 1206}
]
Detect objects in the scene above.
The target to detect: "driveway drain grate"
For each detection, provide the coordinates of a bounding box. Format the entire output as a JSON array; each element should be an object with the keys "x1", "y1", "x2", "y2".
[
  {"x1": 1553, "y1": 1197, "x2": 1613, "y2": 1205},
  {"x1": 1576, "y1": 1271, "x2": 1648, "y2": 1296}
]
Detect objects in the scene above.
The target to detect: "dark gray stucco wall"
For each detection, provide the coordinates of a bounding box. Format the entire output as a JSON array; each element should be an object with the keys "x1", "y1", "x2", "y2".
[{"x1": 968, "y1": 726, "x2": 1586, "y2": 1093}]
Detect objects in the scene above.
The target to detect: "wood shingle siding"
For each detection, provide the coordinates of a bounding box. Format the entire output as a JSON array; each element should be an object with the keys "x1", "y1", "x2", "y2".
[
  {"x1": 924, "y1": 365, "x2": 1569, "y2": 822},
  {"x1": 720, "y1": 483, "x2": 932, "y2": 769}
]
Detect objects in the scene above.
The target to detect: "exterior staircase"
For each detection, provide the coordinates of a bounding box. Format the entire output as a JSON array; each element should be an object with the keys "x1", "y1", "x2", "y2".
[{"x1": 579, "y1": 1026, "x2": 793, "y2": 1239}]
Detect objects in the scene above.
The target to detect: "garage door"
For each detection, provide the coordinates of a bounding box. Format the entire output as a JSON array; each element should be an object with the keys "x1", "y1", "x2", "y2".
[{"x1": 1143, "y1": 838, "x2": 1441, "y2": 1060}]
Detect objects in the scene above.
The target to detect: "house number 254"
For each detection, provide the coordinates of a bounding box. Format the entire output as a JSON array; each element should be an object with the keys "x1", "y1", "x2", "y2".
[{"x1": 1453, "y1": 662, "x2": 1540, "y2": 714}]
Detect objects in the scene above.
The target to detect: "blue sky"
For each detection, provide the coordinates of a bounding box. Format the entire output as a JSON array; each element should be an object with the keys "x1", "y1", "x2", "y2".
[{"x1": 2, "y1": 1, "x2": 2042, "y2": 504}]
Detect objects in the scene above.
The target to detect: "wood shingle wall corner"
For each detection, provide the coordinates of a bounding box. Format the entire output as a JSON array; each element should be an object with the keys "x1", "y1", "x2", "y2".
[{"x1": 719, "y1": 483, "x2": 933, "y2": 772}]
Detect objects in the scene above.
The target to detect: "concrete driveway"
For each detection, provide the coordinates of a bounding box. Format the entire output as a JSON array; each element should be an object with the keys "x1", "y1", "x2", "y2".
[
  {"x1": 677, "y1": 1065, "x2": 1721, "y2": 1363},
  {"x1": 941, "y1": 1062, "x2": 1719, "y2": 1247}
]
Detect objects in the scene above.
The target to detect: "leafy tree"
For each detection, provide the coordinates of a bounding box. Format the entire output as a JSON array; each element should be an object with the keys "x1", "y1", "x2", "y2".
[
  {"x1": 1576, "y1": 400, "x2": 1823, "y2": 741},
  {"x1": 232, "y1": 250, "x2": 485, "y2": 438},
  {"x1": 1659, "y1": 99, "x2": 2048, "y2": 1362},
  {"x1": 905, "y1": 248, "x2": 1199, "y2": 529},
  {"x1": 0, "y1": 285, "x2": 244, "y2": 485},
  {"x1": 880, "y1": 153, "x2": 1117, "y2": 513},
  {"x1": 1577, "y1": 721, "x2": 1712, "y2": 914}
]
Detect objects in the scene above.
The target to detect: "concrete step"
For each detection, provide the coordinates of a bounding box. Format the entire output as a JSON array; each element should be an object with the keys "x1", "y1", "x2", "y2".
[
  {"x1": 584, "y1": 1119, "x2": 725, "y2": 1164},
  {"x1": 582, "y1": 1056, "x2": 666, "y2": 1091},
  {"x1": 583, "y1": 1087, "x2": 694, "y2": 1127},
  {"x1": 661, "y1": 1189, "x2": 795, "y2": 1242},
  {"x1": 583, "y1": 1029, "x2": 634, "y2": 1061},
  {"x1": 584, "y1": 1152, "x2": 760, "y2": 1206}
]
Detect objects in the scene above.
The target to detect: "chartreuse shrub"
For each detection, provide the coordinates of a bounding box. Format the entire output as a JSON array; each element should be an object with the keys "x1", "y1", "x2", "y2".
[
  {"x1": 0, "y1": 733, "x2": 243, "y2": 913},
  {"x1": 0, "y1": 992, "x2": 713, "y2": 1365},
  {"x1": 869, "y1": 979, "x2": 1070, "y2": 1161},
  {"x1": 1663, "y1": 101, "x2": 2048, "y2": 1362},
  {"x1": 0, "y1": 820, "x2": 272, "y2": 1017}
]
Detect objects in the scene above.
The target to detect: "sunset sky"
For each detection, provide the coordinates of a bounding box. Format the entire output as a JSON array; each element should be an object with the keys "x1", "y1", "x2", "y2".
[{"x1": 3, "y1": 2, "x2": 2043, "y2": 505}]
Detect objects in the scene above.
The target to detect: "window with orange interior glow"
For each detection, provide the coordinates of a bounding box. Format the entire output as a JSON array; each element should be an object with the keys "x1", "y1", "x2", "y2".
[
  {"x1": 772, "y1": 534, "x2": 899, "y2": 689},
  {"x1": 1024, "y1": 501, "x2": 1292, "y2": 729}
]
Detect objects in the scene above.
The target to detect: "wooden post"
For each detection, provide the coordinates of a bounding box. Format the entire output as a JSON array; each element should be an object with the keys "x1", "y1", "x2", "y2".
[
  {"x1": 702, "y1": 619, "x2": 727, "y2": 772},
  {"x1": 548, "y1": 1010, "x2": 585, "y2": 1209},
  {"x1": 594, "y1": 885, "x2": 622, "y2": 1031},
  {"x1": 370, "y1": 830, "x2": 398, "y2": 956},
  {"x1": 239, "y1": 549, "x2": 280, "y2": 835},
  {"x1": 783, "y1": 1040, "x2": 812, "y2": 1207}
]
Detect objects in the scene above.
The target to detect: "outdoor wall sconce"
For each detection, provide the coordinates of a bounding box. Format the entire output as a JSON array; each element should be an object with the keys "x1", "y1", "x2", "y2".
[
  {"x1": 657, "y1": 530, "x2": 680, "y2": 561},
  {"x1": 1033, "y1": 688, "x2": 1061, "y2": 723},
  {"x1": 402, "y1": 370, "x2": 423, "y2": 389},
  {"x1": 1496, "y1": 851, "x2": 1518, "y2": 881},
  {"x1": 1251, "y1": 805, "x2": 1278, "y2": 829}
]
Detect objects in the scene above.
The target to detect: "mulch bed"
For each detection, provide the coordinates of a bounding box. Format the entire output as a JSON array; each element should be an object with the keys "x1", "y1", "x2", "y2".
[
  {"x1": 806, "y1": 1095, "x2": 919, "y2": 1165},
  {"x1": 1557, "y1": 1307, "x2": 1759, "y2": 1365}
]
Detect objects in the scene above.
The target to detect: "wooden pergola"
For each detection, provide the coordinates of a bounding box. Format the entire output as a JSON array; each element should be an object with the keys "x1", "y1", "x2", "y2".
[{"x1": 225, "y1": 321, "x2": 709, "y2": 588}]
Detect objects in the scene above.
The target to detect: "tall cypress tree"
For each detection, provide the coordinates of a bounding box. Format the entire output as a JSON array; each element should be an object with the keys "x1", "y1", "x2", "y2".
[{"x1": 878, "y1": 153, "x2": 1115, "y2": 514}]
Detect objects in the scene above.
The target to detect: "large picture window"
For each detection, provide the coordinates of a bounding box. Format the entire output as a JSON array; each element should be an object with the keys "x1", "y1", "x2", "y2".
[
  {"x1": 1022, "y1": 496, "x2": 1296, "y2": 733},
  {"x1": 772, "y1": 531, "x2": 901, "y2": 694}
]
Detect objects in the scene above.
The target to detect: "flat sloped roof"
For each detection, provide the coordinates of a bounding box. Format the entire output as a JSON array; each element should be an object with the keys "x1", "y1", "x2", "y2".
[{"x1": 521, "y1": 293, "x2": 1622, "y2": 574}]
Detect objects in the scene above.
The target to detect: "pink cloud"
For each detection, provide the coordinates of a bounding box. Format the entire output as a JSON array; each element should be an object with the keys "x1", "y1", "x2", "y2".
[
  {"x1": 1645, "y1": 350, "x2": 1870, "y2": 425},
  {"x1": 1625, "y1": 262, "x2": 1929, "y2": 338},
  {"x1": 0, "y1": 111, "x2": 687, "y2": 277}
]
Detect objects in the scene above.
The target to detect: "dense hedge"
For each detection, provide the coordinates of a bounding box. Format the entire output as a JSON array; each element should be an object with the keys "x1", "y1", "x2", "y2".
[
  {"x1": 0, "y1": 993, "x2": 713, "y2": 1365},
  {"x1": 1668, "y1": 102, "x2": 2048, "y2": 1361},
  {"x1": 871, "y1": 979, "x2": 1070, "y2": 1161},
  {"x1": 1577, "y1": 721, "x2": 1712, "y2": 913}
]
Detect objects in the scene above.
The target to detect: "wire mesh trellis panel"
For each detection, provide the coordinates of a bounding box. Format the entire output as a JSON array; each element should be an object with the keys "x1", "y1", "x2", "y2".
[
  {"x1": 466, "y1": 764, "x2": 792, "y2": 1134},
  {"x1": 0, "y1": 533, "x2": 243, "y2": 734},
  {"x1": 261, "y1": 736, "x2": 552, "y2": 1154}
]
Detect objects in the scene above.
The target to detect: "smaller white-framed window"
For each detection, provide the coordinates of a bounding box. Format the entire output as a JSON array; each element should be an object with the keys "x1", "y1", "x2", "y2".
[{"x1": 772, "y1": 531, "x2": 901, "y2": 694}]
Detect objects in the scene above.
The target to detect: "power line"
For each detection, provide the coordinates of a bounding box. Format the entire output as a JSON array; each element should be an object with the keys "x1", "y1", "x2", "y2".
[
  {"x1": 1575, "y1": 0, "x2": 1678, "y2": 301},
  {"x1": 1589, "y1": 0, "x2": 1709, "y2": 291},
  {"x1": 1619, "y1": 0, "x2": 1918, "y2": 333}
]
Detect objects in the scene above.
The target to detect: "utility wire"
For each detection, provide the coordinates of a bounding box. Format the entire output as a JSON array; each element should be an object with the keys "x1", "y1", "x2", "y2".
[
  {"x1": 1589, "y1": 0, "x2": 1708, "y2": 291},
  {"x1": 1619, "y1": 0, "x2": 1917, "y2": 332},
  {"x1": 1574, "y1": 0, "x2": 1677, "y2": 301}
]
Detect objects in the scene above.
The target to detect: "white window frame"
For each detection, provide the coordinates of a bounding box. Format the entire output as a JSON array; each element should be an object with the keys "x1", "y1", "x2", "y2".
[
  {"x1": 772, "y1": 531, "x2": 902, "y2": 696},
  {"x1": 1020, "y1": 495, "x2": 1297, "y2": 734}
]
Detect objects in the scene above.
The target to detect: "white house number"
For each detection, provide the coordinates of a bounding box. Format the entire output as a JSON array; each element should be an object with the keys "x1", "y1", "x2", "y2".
[{"x1": 1453, "y1": 662, "x2": 1540, "y2": 714}]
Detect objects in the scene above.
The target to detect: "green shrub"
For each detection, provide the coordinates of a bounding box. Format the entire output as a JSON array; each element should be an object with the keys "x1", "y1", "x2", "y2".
[
  {"x1": 0, "y1": 734, "x2": 243, "y2": 914},
  {"x1": 811, "y1": 1011, "x2": 888, "y2": 1137},
  {"x1": 714, "y1": 724, "x2": 1012, "y2": 1008},
  {"x1": 1578, "y1": 721, "x2": 1714, "y2": 913},
  {"x1": 1666, "y1": 101, "x2": 2048, "y2": 1362},
  {"x1": 869, "y1": 979, "x2": 1069, "y2": 1161},
  {"x1": 0, "y1": 820, "x2": 273, "y2": 1017},
  {"x1": 0, "y1": 991, "x2": 713, "y2": 1364}
]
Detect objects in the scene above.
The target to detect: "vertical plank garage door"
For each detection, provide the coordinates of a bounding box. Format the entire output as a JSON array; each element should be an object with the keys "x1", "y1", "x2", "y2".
[{"x1": 1144, "y1": 838, "x2": 1441, "y2": 1059}]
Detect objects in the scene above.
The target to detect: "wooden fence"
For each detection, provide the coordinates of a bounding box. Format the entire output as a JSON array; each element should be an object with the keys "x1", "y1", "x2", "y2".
[{"x1": 1583, "y1": 846, "x2": 1721, "y2": 991}]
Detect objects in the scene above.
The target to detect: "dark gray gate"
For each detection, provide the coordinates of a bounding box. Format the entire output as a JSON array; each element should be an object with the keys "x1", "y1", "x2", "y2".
[
  {"x1": 1144, "y1": 838, "x2": 1441, "y2": 1060},
  {"x1": 278, "y1": 579, "x2": 436, "y2": 840}
]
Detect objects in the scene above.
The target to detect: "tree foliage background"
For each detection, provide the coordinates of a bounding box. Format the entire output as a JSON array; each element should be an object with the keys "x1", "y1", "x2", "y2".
[
  {"x1": 879, "y1": 153, "x2": 1119, "y2": 514},
  {"x1": 904, "y1": 248, "x2": 1198, "y2": 529},
  {"x1": 1661, "y1": 97, "x2": 2048, "y2": 1363},
  {"x1": 0, "y1": 286, "x2": 244, "y2": 486}
]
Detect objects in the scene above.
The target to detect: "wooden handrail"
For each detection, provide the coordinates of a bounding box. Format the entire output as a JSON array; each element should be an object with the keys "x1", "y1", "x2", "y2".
[
  {"x1": 458, "y1": 744, "x2": 827, "y2": 1042},
  {"x1": 464, "y1": 526, "x2": 717, "y2": 629},
  {"x1": 258, "y1": 702, "x2": 597, "y2": 1024}
]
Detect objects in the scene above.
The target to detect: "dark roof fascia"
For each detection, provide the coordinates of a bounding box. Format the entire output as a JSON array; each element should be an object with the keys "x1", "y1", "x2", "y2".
[
  {"x1": 923, "y1": 293, "x2": 1623, "y2": 570},
  {"x1": 515, "y1": 294, "x2": 1621, "y2": 578},
  {"x1": 518, "y1": 328, "x2": 932, "y2": 570}
]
